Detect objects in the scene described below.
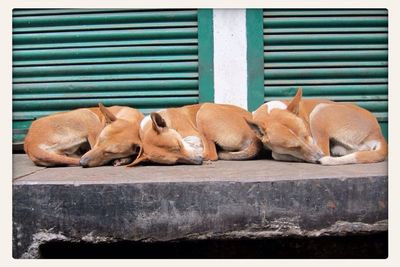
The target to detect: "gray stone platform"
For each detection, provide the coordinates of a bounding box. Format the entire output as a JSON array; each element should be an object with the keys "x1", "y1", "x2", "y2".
[{"x1": 12, "y1": 154, "x2": 388, "y2": 258}]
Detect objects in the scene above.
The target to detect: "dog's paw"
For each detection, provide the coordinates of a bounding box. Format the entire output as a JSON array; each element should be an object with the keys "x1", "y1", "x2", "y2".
[
  {"x1": 203, "y1": 160, "x2": 215, "y2": 166},
  {"x1": 318, "y1": 156, "x2": 336, "y2": 165},
  {"x1": 112, "y1": 159, "x2": 124, "y2": 166},
  {"x1": 112, "y1": 157, "x2": 134, "y2": 166}
]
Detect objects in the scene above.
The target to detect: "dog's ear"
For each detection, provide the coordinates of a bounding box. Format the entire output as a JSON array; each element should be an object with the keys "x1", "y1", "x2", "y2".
[
  {"x1": 286, "y1": 87, "x2": 302, "y2": 115},
  {"x1": 126, "y1": 146, "x2": 148, "y2": 167},
  {"x1": 99, "y1": 103, "x2": 117, "y2": 124},
  {"x1": 245, "y1": 118, "x2": 266, "y2": 139},
  {"x1": 150, "y1": 112, "x2": 167, "y2": 134}
]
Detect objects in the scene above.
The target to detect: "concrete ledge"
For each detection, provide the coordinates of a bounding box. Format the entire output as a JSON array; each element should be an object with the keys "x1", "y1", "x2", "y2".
[{"x1": 12, "y1": 154, "x2": 388, "y2": 258}]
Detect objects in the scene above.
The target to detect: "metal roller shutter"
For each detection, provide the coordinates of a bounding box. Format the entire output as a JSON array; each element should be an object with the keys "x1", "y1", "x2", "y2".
[
  {"x1": 263, "y1": 9, "x2": 388, "y2": 139},
  {"x1": 13, "y1": 8, "x2": 200, "y2": 145}
]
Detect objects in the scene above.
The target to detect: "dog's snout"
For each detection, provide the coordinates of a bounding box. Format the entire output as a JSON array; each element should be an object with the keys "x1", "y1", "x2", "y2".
[
  {"x1": 313, "y1": 151, "x2": 325, "y2": 163},
  {"x1": 79, "y1": 157, "x2": 90, "y2": 168},
  {"x1": 192, "y1": 156, "x2": 203, "y2": 165},
  {"x1": 181, "y1": 155, "x2": 203, "y2": 165}
]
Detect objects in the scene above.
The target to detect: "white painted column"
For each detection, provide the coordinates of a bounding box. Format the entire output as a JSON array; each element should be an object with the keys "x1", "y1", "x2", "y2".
[{"x1": 213, "y1": 9, "x2": 248, "y2": 109}]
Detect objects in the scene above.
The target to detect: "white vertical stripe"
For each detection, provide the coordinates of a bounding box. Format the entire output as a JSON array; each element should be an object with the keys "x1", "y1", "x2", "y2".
[{"x1": 213, "y1": 9, "x2": 248, "y2": 109}]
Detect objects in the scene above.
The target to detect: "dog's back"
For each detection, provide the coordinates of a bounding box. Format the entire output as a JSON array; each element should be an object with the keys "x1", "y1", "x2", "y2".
[{"x1": 24, "y1": 108, "x2": 104, "y2": 166}]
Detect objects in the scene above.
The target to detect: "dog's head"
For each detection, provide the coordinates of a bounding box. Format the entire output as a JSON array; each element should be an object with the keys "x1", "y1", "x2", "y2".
[
  {"x1": 127, "y1": 112, "x2": 203, "y2": 166},
  {"x1": 79, "y1": 104, "x2": 142, "y2": 167},
  {"x1": 247, "y1": 88, "x2": 324, "y2": 163}
]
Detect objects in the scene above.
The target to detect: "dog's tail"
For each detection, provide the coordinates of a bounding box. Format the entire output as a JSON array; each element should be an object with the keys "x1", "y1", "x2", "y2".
[
  {"x1": 217, "y1": 138, "x2": 263, "y2": 161},
  {"x1": 26, "y1": 146, "x2": 80, "y2": 167}
]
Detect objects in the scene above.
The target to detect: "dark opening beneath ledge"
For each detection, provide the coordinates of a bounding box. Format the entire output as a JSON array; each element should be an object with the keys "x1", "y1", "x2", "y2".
[{"x1": 39, "y1": 232, "x2": 388, "y2": 259}]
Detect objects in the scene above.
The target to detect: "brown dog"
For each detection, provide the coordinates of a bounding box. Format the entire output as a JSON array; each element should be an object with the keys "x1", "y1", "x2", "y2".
[
  {"x1": 79, "y1": 104, "x2": 144, "y2": 167},
  {"x1": 247, "y1": 88, "x2": 388, "y2": 165},
  {"x1": 24, "y1": 104, "x2": 143, "y2": 167},
  {"x1": 128, "y1": 103, "x2": 262, "y2": 166}
]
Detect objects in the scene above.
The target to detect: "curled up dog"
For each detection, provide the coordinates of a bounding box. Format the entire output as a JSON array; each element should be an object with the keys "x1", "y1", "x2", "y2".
[
  {"x1": 127, "y1": 103, "x2": 262, "y2": 166},
  {"x1": 247, "y1": 88, "x2": 388, "y2": 165},
  {"x1": 24, "y1": 104, "x2": 143, "y2": 167}
]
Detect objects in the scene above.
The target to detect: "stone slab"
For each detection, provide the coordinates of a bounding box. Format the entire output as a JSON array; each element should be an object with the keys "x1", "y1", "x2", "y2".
[{"x1": 12, "y1": 154, "x2": 388, "y2": 258}]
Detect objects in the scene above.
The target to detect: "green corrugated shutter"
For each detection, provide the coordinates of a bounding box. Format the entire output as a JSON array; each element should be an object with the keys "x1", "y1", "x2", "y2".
[
  {"x1": 263, "y1": 9, "x2": 388, "y2": 139},
  {"x1": 13, "y1": 8, "x2": 200, "y2": 145}
]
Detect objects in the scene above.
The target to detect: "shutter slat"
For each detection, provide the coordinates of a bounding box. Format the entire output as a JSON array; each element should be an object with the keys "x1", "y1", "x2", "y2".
[
  {"x1": 13, "y1": 10, "x2": 198, "y2": 28},
  {"x1": 265, "y1": 50, "x2": 387, "y2": 62},
  {"x1": 14, "y1": 62, "x2": 198, "y2": 77},
  {"x1": 264, "y1": 50, "x2": 387, "y2": 68},
  {"x1": 13, "y1": 45, "x2": 198, "y2": 65},
  {"x1": 14, "y1": 90, "x2": 199, "y2": 100},
  {"x1": 265, "y1": 61, "x2": 387, "y2": 68},
  {"x1": 264, "y1": 33, "x2": 387, "y2": 45},
  {"x1": 14, "y1": 55, "x2": 198, "y2": 66},
  {"x1": 264, "y1": 16, "x2": 387, "y2": 28},
  {"x1": 263, "y1": 9, "x2": 388, "y2": 17},
  {"x1": 13, "y1": 9, "x2": 127, "y2": 16},
  {"x1": 265, "y1": 44, "x2": 387, "y2": 51},
  {"x1": 14, "y1": 21, "x2": 198, "y2": 33},
  {"x1": 13, "y1": 28, "x2": 198, "y2": 46},
  {"x1": 264, "y1": 67, "x2": 387, "y2": 79},
  {"x1": 13, "y1": 97, "x2": 199, "y2": 111},
  {"x1": 13, "y1": 73, "x2": 199, "y2": 83},
  {"x1": 265, "y1": 84, "x2": 387, "y2": 96},
  {"x1": 14, "y1": 39, "x2": 198, "y2": 50},
  {"x1": 13, "y1": 80, "x2": 198, "y2": 94},
  {"x1": 13, "y1": 9, "x2": 196, "y2": 16},
  {"x1": 264, "y1": 78, "x2": 387, "y2": 85},
  {"x1": 266, "y1": 95, "x2": 387, "y2": 101},
  {"x1": 264, "y1": 27, "x2": 387, "y2": 34},
  {"x1": 14, "y1": 45, "x2": 198, "y2": 60}
]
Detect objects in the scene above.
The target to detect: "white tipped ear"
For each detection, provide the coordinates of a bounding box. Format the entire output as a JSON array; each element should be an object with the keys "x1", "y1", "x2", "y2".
[
  {"x1": 150, "y1": 112, "x2": 167, "y2": 134},
  {"x1": 245, "y1": 117, "x2": 266, "y2": 139},
  {"x1": 99, "y1": 103, "x2": 117, "y2": 124},
  {"x1": 286, "y1": 87, "x2": 302, "y2": 115}
]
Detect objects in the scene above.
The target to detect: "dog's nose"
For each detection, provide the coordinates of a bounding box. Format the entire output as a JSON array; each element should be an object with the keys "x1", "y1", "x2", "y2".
[
  {"x1": 315, "y1": 152, "x2": 325, "y2": 164},
  {"x1": 79, "y1": 157, "x2": 90, "y2": 168},
  {"x1": 192, "y1": 156, "x2": 203, "y2": 165}
]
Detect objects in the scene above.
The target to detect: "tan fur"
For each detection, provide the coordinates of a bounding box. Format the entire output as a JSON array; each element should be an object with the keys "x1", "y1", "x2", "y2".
[
  {"x1": 128, "y1": 104, "x2": 203, "y2": 166},
  {"x1": 249, "y1": 88, "x2": 388, "y2": 165},
  {"x1": 197, "y1": 103, "x2": 262, "y2": 161},
  {"x1": 24, "y1": 105, "x2": 143, "y2": 167},
  {"x1": 79, "y1": 105, "x2": 144, "y2": 167},
  {"x1": 309, "y1": 102, "x2": 387, "y2": 165},
  {"x1": 24, "y1": 108, "x2": 104, "y2": 166},
  {"x1": 128, "y1": 103, "x2": 262, "y2": 166}
]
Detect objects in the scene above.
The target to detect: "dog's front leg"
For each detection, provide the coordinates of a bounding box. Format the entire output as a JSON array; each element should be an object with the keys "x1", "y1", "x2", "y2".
[{"x1": 200, "y1": 135, "x2": 218, "y2": 161}]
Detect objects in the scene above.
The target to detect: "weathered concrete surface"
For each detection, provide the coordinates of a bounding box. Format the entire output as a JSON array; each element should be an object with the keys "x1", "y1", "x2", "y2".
[
  {"x1": 12, "y1": 154, "x2": 45, "y2": 181},
  {"x1": 13, "y1": 154, "x2": 388, "y2": 258},
  {"x1": 13, "y1": 154, "x2": 387, "y2": 184}
]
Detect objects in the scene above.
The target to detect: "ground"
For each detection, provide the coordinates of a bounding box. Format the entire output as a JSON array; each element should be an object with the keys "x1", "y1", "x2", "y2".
[
  {"x1": 13, "y1": 154, "x2": 387, "y2": 184},
  {"x1": 13, "y1": 154, "x2": 388, "y2": 258}
]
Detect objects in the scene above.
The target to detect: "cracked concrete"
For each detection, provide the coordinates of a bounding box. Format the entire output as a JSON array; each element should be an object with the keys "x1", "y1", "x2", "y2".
[
  {"x1": 19, "y1": 220, "x2": 388, "y2": 259},
  {"x1": 12, "y1": 155, "x2": 46, "y2": 181},
  {"x1": 21, "y1": 230, "x2": 69, "y2": 259}
]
